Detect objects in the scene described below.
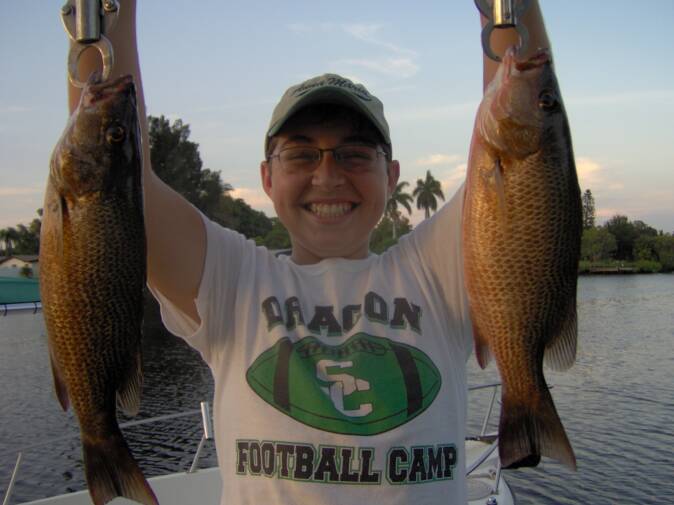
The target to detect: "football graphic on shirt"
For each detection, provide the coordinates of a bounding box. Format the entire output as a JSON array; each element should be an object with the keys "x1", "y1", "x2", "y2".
[{"x1": 246, "y1": 333, "x2": 441, "y2": 435}]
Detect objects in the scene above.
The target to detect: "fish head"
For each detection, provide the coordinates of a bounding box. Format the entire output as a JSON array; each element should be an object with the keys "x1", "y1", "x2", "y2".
[
  {"x1": 51, "y1": 74, "x2": 140, "y2": 199},
  {"x1": 477, "y1": 47, "x2": 564, "y2": 160}
]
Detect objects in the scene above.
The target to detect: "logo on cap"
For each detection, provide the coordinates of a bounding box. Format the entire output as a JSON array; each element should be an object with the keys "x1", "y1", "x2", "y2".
[{"x1": 292, "y1": 76, "x2": 373, "y2": 101}]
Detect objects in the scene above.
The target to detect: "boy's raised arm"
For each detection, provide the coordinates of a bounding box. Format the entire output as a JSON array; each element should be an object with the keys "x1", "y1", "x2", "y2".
[{"x1": 68, "y1": 0, "x2": 205, "y2": 323}]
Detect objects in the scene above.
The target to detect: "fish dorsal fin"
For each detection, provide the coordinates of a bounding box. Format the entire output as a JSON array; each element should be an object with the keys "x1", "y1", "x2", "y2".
[
  {"x1": 544, "y1": 303, "x2": 577, "y2": 371},
  {"x1": 117, "y1": 345, "x2": 143, "y2": 416}
]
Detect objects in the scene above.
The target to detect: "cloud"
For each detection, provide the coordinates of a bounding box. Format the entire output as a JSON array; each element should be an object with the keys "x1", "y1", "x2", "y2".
[
  {"x1": 596, "y1": 207, "x2": 620, "y2": 219},
  {"x1": 576, "y1": 156, "x2": 608, "y2": 190},
  {"x1": 392, "y1": 101, "x2": 477, "y2": 122},
  {"x1": 336, "y1": 58, "x2": 419, "y2": 78},
  {"x1": 0, "y1": 187, "x2": 42, "y2": 197},
  {"x1": 342, "y1": 24, "x2": 417, "y2": 57},
  {"x1": 440, "y1": 163, "x2": 467, "y2": 192},
  {"x1": 405, "y1": 160, "x2": 466, "y2": 226},
  {"x1": 230, "y1": 187, "x2": 274, "y2": 214},
  {"x1": 415, "y1": 154, "x2": 462, "y2": 167},
  {"x1": 285, "y1": 22, "x2": 420, "y2": 79}
]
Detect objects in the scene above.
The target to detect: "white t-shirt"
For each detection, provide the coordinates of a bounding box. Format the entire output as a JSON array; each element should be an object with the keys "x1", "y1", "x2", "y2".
[{"x1": 151, "y1": 187, "x2": 473, "y2": 505}]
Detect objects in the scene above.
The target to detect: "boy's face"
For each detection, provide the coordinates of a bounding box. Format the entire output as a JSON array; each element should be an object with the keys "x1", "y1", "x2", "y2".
[{"x1": 261, "y1": 109, "x2": 399, "y2": 265}]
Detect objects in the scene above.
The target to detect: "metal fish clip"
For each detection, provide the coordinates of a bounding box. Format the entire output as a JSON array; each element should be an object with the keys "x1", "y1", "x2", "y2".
[
  {"x1": 60, "y1": 0, "x2": 120, "y2": 87},
  {"x1": 475, "y1": 0, "x2": 531, "y2": 61}
]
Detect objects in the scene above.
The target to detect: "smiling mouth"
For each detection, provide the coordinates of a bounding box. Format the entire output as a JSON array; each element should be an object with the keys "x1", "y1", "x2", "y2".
[{"x1": 305, "y1": 202, "x2": 357, "y2": 218}]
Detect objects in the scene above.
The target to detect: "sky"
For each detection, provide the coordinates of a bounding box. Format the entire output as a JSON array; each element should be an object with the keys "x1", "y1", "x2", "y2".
[{"x1": 2, "y1": 0, "x2": 674, "y2": 232}]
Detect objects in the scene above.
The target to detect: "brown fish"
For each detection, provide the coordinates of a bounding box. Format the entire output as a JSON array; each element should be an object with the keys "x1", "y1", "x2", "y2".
[
  {"x1": 462, "y1": 48, "x2": 581, "y2": 470},
  {"x1": 39, "y1": 74, "x2": 157, "y2": 505}
]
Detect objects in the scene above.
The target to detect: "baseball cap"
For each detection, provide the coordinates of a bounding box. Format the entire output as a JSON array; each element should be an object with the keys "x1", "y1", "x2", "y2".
[{"x1": 265, "y1": 73, "x2": 391, "y2": 155}]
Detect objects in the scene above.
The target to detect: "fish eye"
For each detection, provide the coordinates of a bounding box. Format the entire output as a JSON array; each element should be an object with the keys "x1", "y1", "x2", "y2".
[
  {"x1": 538, "y1": 89, "x2": 558, "y2": 111},
  {"x1": 106, "y1": 125, "x2": 126, "y2": 143}
]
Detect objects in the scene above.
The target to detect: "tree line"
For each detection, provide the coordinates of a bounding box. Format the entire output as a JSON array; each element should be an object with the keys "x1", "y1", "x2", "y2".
[
  {"x1": 3, "y1": 116, "x2": 671, "y2": 273},
  {"x1": 580, "y1": 189, "x2": 674, "y2": 272}
]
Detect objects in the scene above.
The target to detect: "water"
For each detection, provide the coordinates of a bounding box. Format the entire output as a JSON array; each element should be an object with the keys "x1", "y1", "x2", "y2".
[{"x1": 2, "y1": 275, "x2": 674, "y2": 504}]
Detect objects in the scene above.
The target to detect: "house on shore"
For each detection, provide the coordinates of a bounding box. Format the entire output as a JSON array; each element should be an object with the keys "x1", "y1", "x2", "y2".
[{"x1": 0, "y1": 255, "x2": 40, "y2": 278}]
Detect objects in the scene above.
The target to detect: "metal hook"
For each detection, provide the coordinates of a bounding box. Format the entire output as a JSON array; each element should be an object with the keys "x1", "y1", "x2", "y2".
[
  {"x1": 60, "y1": 0, "x2": 120, "y2": 87},
  {"x1": 67, "y1": 37, "x2": 114, "y2": 88},
  {"x1": 475, "y1": 0, "x2": 531, "y2": 61}
]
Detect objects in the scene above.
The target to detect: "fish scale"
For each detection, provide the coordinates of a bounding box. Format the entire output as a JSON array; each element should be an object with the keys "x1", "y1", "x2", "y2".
[{"x1": 463, "y1": 47, "x2": 581, "y2": 470}]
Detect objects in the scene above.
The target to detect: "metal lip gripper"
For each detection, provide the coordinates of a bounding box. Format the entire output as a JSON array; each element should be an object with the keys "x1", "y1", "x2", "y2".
[
  {"x1": 60, "y1": 0, "x2": 120, "y2": 87},
  {"x1": 475, "y1": 0, "x2": 531, "y2": 61}
]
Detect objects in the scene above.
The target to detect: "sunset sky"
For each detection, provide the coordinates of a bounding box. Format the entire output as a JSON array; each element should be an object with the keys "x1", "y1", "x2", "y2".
[{"x1": 2, "y1": 0, "x2": 673, "y2": 232}]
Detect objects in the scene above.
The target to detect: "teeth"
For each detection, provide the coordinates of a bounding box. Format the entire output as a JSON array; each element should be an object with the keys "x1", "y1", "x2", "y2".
[{"x1": 309, "y1": 203, "x2": 352, "y2": 218}]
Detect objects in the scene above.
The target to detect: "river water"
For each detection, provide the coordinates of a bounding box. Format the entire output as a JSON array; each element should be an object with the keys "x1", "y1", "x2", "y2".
[{"x1": 1, "y1": 275, "x2": 673, "y2": 504}]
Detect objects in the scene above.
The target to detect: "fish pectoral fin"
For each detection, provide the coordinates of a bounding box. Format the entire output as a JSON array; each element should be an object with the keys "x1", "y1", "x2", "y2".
[
  {"x1": 493, "y1": 158, "x2": 508, "y2": 222},
  {"x1": 42, "y1": 178, "x2": 66, "y2": 257},
  {"x1": 544, "y1": 303, "x2": 578, "y2": 371},
  {"x1": 116, "y1": 347, "x2": 143, "y2": 416},
  {"x1": 472, "y1": 322, "x2": 492, "y2": 369},
  {"x1": 49, "y1": 352, "x2": 70, "y2": 412}
]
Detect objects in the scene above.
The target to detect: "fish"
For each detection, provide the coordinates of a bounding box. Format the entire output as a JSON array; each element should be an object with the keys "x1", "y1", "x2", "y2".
[
  {"x1": 462, "y1": 47, "x2": 582, "y2": 471},
  {"x1": 39, "y1": 74, "x2": 157, "y2": 505}
]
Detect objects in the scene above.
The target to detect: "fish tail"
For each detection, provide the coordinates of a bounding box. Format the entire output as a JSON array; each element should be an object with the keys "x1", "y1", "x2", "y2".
[
  {"x1": 499, "y1": 387, "x2": 577, "y2": 471},
  {"x1": 83, "y1": 430, "x2": 159, "y2": 505}
]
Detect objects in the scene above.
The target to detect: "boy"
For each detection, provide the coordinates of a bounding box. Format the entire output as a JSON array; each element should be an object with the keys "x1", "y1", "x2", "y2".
[{"x1": 69, "y1": 2, "x2": 551, "y2": 503}]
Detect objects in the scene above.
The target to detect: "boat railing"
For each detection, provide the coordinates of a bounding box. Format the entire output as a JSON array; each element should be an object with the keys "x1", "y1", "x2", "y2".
[
  {"x1": 0, "y1": 302, "x2": 41, "y2": 317},
  {"x1": 466, "y1": 382, "x2": 503, "y2": 495},
  {"x1": 2, "y1": 402, "x2": 213, "y2": 505},
  {"x1": 4, "y1": 386, "x2": 507, "y2": 503}
]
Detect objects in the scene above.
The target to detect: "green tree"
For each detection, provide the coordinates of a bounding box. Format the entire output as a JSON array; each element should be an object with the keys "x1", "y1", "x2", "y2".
[
  {"x1": 654, "y1": 234, "x2": 674, "y2": 271},
  {"x1": 385, "y1": 181, "x2": 413, "y2": 239},
  {"x1": 581, "y1": 227, "x2": 617, "y2": 261},
  {"x1": 604, "y1": 215, "x2": 638, "y2": 261},
  {"x1": 634, "y1": 235, "x2": 657, "y2": 261},
  {"x1": 0, "y1": 227, "x2": 19, "y2": 256},
  {"x1": 633, "y1": 220, "x2": 658, "y2": 238},
  {"x1": 257, "y1": 218, "x2": 291, "y2": 250},
  {"x1": 147, "y1": 114, "x2": 273, "y2": 238},
  {"x1": 13, "y1": 224, "x2": 35, "y2": 254},
  {"x1": 413, "y1": 170, "x2": 445, "y2": 219},
  {"x1": 370, "y1": 216, "x2": 412, "y2": 254},
  {"x1": 214, "y1": 195, "x2": 273, "y2": 239},
  {"x1": 19, "y1": 264, "x2": 34, "y2": 278},
  {"x1": 581, "y1": 189, "x2": 595, "y2": 230},
  {"x1": 148, "y1": 115, "x2": 230, "y2": 217}
]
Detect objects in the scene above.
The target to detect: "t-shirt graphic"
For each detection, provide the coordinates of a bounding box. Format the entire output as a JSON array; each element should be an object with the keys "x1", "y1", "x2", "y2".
[{"x1": 246, "y1": 333, "x2": 441, "y2": 435}]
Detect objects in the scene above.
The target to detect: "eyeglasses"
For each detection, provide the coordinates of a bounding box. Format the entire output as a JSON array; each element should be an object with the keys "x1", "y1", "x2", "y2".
[{"x1": 268, "y1": 144, "x2": 387, "y2": 174}]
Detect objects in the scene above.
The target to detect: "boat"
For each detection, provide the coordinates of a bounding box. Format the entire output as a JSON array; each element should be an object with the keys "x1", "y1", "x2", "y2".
[
  {"x1": 4, "y1": 383, "x2": 514, "y2": 505},
  {"x1": 0, "y1": 276, "x2": 41, "y2": 316}
]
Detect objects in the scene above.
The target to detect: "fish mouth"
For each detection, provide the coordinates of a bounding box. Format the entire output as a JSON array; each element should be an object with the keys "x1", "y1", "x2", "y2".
[
  {"x1": 83, "y1": 74, "x2": 136, "y2": 106},
  {"x1": 514, "y1": 49, "x2": 552, "y2": 71}
]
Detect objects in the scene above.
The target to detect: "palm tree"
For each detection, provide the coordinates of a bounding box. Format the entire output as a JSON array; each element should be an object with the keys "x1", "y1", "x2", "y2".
[
  {"x1": 0, "y1": 227, "x2": 18, "y2": 257},
  {"x1": 413, "y1": 170, "x2": 445, "y2": 219},
  {"x1": 386, "y1": 181, "x2": 413, "y2": 239}
]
